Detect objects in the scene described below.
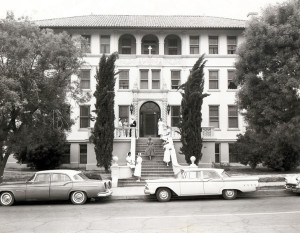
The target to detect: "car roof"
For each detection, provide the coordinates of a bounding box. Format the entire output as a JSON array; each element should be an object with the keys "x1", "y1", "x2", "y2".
[
  {"x1": 181, "y1": 168, "x2": 224, "y2": 173},
  {"x1": 36, "y1": 169, "x2": 81, "y2": 176}
]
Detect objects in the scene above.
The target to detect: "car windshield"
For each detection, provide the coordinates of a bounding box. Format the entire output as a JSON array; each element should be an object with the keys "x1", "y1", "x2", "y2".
[
  {"x1": 221, "y1": 171, "x2": 231, "y2": 178},
  {"x1": 73, "y1": 172, "x2": 89, "y2": 181},
  {"x1": 27, "y1": 174, "x2": 35, "y2": 182}
]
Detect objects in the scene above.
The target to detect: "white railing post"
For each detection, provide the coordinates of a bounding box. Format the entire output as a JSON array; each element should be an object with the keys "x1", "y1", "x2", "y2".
[{"x1": 130, "y1": 127, "x2": 136, "y2": 162}]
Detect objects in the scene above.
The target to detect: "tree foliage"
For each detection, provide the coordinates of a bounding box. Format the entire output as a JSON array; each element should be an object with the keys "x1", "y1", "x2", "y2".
[
  {"x1": 92, "y1": 53, "x2": 118, "y2": 171},
  {"x1": 0, "y1": 16, "x2": 86, "y2": 179},
  {"x1": 234, "y1": 0, "x2": 300, "y2": 171},
  {"x1": 178, "y1": 55, "x2": 209, "y2": 164}
]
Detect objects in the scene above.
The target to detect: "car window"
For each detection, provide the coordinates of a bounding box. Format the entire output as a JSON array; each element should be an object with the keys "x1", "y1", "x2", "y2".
[
  {"x1": 185, "y1": 171, "x2": 201, "y2": 179},
  {"x1": 34, "y1": 174, "x2": 50, "y2": 183},
  {"x1": 202, "y1": 171, "x2": 221, "y2": 179},
  {"x1": 51, "y1": 173, "x2": 71, "y2": 182},
  {"x1": 73, "y1": 172, "x2": 89, "y2": 181}
]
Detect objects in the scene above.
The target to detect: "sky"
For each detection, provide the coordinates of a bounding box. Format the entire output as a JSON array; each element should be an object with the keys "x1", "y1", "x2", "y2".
[{"x1": 0, "y1": 0, "x2": 288, "y2": 21}]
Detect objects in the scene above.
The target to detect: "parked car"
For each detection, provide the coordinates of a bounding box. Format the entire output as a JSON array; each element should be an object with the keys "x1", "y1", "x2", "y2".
[
  {"x1": 144, "y1": 168, "x2": 259, "y2": 201},
  {"x1": 285, "y1": 175, "x2": 300, "y2": 193},
  {"x1": 0, "y1": 170, "x2": 112, "y2": 206}
]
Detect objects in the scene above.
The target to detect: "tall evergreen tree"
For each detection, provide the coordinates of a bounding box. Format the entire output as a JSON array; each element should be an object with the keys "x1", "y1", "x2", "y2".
[
  {"x1": 179, "y1": 55, "x2": 209, "y2": 164},
  {"x1": 234, "y1": 0, "x2": 300, "y2": 171},
  {"x1": 92, "y1": 53, "x2": 118, "y2": 171}
]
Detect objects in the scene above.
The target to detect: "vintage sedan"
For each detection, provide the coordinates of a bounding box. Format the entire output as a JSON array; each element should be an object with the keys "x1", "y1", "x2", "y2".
[
  {"x1": 0, "y1": 170, "x2": 112, "y2": 206},
  {"x1": 285, "y1": 175, "x2": 300, "y2": 193},
  {"x1": 144, "y1": 168, "x2": 259, "y2": 201}
]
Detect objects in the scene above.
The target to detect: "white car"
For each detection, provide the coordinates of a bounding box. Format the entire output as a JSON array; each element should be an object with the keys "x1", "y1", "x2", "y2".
[
  {"x1": 144, "y1": 168, "x2": 259, "y2": 201},
  {"x1": 285, "y1": 175, "x2": 300, "y2": 193}
]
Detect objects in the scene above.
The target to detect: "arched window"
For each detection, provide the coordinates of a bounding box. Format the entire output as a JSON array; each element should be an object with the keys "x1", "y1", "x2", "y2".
[
  {"x1": 164, "y1": 35, "x2": 181, "y2": 55},
  {"x1": 118, "y1": 34, "x2": 136, "y2": 54},
  {"x1": 141, "y1": 35, "x2": 159, "y2": 55}
]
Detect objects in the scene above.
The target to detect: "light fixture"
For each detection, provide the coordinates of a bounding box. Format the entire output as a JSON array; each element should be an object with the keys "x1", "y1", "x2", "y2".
[
  {"x1": 130, "y1": 104, "x2": 134, "y2": 114},
  {"x1": 167, "y1": 104, "x2": 170, "y2": 115}
]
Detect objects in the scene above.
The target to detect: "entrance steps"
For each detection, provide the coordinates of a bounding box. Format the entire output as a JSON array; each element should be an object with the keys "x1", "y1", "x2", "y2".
[{"x1": 118, "y1": 137, "x2": 175, "y2": 187}]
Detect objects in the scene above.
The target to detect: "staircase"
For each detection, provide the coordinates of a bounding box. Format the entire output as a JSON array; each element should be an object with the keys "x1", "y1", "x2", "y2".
[{"x1": 118, "y1": 138, "x2": 174, "y2": 187}]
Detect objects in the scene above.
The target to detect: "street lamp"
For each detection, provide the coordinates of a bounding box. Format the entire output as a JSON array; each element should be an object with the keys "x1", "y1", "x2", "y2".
[
  {"x1": 167, "y1": 104, "x2": 170, "y2": 115},
  {"x1": 130, "y1": 104, "x2": 134, "y2": 114}
]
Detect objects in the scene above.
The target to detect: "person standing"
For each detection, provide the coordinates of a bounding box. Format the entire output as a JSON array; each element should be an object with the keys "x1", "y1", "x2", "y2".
[
  {"x1": 118, "y1": 118, "x2": 123, "y2": 137},
  {"x1": 134, "y1": 153, "x2": 142, "y2": 182},
  {"x1": 157, "y1": 118, "x2": 164, "y2": 138},
  {"x1": 129, "y1": 117, "x2": 136, "y2": 137},
  {"x1": 126, "y1": 152, "x2": 135, "y2": 171},
  {"x1": 163, "y1": 138, "x2": 171, "y2": 166},
  {"x1": 145, "y1": 136, "x2": 155, "y2": 160},
  {"x1": 123, "y1": 118, "x2": 129, "y2": 137}
]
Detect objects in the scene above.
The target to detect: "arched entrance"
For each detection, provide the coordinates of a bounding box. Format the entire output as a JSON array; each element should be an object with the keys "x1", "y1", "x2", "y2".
[{"x1": 139, "y1": 101, "x2": 160, "y2": 137}]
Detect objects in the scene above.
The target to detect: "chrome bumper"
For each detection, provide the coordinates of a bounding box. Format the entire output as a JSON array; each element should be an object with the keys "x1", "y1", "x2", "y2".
[
  {"x1": 285, "y1": 185, "x2": 300, "y2": 193},
  {"x1": 97, "y1": 189, "x2": 113, "y2": 197}
]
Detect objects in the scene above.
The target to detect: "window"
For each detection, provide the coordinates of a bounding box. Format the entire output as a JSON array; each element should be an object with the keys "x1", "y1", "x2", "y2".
[
  {"x1": 119, "y1": 34, "x2": 136, "y2": 54},
  {"x1": 51, "y1": 174, "x2": 71, "y2": 183},
  {"x1": 79, "y1": 70, "x2": 90, "y2": 89},
  {"x1": 228, "y1": 70, "x2": 237, "y2": 89},
  {"x1": 81, "y1": 35, "x2": 91, "y2": 53},
  {"x1": 165, "y1": 35, "x2": 181, "y2": 55},
  {"x1": 80, "y1": 144, "x2": 87, "y2": 164},
  {"x1": 140, "y1": 70, "x2": 149, "y2": 89},
  {"x1": 80, "y1": 106, "x2": 90, "y2": 128},
  {"x1": 228, "y1": 105, "x2": 238, "y2": 128},
  {"x1": 152, "y1": 70, "x2": 160, "y2": 89},
  {"x1": 215, "y1": 143, "x2": 220, "y2": 163},
  {"x1": 171, "y1": 106, "x2": 181, "y2": 127},
  {"x1": 209, "y1": 36, "x2": 218, "y2": 54},
  {"x1": 35, "y1": 174, "x2": 50, "y2": 183},
  {"x1": 209, "y1": 106, "x2": 219, "y2": 128},
  {"x1": 100, "y1": 35, "x2": 110, "y2": 54},
  {"x1": 190, "y1": 36, "x2": 199, "y2": 54},
  {"x1": 209, "y1": 70, "x2": 219, "y2": 89},
  {"x1": 119, "y1": 106, "x2": 129, "y2": 124},
  {"x1": 142, "y1": 35, "x2": 159, "y2": 54},
  {"x1": 61, "y1": 144, "x2": 70, "y2": 164},
  {"x1": 119, "y1": 70, "x2": 129, "y2": 89},
  {"x1": 227, "y1": 36, "x2": 237, "y2": 54},
  {"x1": 229, "y1": 143, "x2": 238, "y2": 163},
  {"x1": 171, "y1": 70, "x2": 181, "y2": 89},
  {"x1": 202, "y1": 171, "x2": 220, "y2": 179}
]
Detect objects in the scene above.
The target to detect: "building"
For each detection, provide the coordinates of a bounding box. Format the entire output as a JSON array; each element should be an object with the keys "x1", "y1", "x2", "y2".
[{"x1": 8, "y1": 15, "x2": 247, "y2": 170}]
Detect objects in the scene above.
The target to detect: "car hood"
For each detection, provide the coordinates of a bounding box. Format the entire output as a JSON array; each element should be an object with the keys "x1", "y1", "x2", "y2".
[{"x1": 285, "y1": 175, "x2": 299, "y2": 184}]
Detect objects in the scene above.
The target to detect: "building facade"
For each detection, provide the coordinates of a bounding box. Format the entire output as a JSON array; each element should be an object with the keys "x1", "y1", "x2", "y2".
[{"x1": 7, "y1": 15, "x2": 247, "y2": 170}]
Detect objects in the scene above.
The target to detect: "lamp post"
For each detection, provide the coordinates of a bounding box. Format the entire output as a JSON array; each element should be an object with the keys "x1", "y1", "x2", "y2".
[{"x1": 167, "y1": 104, "x2": 170, "y2": 115}]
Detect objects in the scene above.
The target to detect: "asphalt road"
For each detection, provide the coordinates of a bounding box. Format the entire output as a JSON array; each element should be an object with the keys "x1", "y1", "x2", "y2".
[{"x1": 1, "y1": 196, "x2": 300, "y2": 233}]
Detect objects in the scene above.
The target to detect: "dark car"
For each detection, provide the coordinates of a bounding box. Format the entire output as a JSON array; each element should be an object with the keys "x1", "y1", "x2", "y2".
[{"x1": 0, "y1": 169, "x2": 112, "y2": 206}]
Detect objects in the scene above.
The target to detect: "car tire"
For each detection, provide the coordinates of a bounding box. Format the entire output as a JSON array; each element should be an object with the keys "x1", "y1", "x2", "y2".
[
  {"x1": 222, "y1": 189, "x2": 237, "y2": 200},
  {"x1": 156, "y1": 188, "x2": 171, "y2": 202},
  {"x1": 0, "y1": 192, "x2": 15, "y2": 206},
  {"x1": 70, "y1": 191, "x2": 87, "y2": 205}
]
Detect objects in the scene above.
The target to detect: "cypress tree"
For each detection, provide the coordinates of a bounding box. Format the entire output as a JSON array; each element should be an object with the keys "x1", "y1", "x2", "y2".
[
  {"x1": 92, "y1": 53, "x2": 118, "y2": 171},
  {"x1": 179, "y1": 55, "x2": 209, "y2": 164}
]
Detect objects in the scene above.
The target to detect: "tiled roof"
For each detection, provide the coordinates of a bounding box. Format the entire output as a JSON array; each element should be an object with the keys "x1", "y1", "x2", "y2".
[{"x1": 36, "y1": 15, "x2": 246, "y2": 29}]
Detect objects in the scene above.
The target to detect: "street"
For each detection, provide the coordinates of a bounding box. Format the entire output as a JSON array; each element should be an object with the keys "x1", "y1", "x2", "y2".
[{"x1": 1, "y1": 195, "x2": 300, "y2": 233}]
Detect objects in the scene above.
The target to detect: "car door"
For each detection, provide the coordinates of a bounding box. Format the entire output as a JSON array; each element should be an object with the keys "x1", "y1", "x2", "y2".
[
  {"x1": 26, "y1": 173, "x2": 50, "y2": 201},
  {"x1": 202, "y1": 170, "x2": 224, "y2": 195},
  {"x1": 50, "y1": 173, "x2": 73, "y2": 200},
  {"x1": 180, "y1": 171, "x2": 205, "y2": 196}
]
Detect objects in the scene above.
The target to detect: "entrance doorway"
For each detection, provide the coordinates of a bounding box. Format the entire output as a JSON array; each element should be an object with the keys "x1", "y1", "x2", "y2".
[{"x1": 139, "y1": 102, "x2": 160, "y2": 137}]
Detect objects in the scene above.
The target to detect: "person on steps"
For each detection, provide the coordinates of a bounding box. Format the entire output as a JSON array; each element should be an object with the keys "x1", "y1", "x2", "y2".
[{"x1": 145, "y1": 136, "x2": 155, "y2": 160}]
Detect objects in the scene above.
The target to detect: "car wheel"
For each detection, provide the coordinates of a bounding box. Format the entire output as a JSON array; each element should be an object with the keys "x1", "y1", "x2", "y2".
[
  {"x1": 70, "y1": 191, "x2": 87, "y2": 205},
  {"x1": 0, "y1": 192, "x2": 15, "y2": 206},
  {"x1": 156, "y1": 188, "x2": 171, "y2": 202},
  {"x1": 222, "y1": 189, "x2": 237, "y2": 200}
]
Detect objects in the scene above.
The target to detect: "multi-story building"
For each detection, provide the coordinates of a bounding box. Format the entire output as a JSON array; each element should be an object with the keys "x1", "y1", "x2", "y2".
[{"x1": 13, "y1": 15, "x2": 246, "y2": 170}]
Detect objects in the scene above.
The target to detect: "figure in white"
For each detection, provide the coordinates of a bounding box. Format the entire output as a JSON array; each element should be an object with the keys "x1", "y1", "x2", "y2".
[
  {"x1": 126, "y1": 152, "x2": 135, "y2": 171},
  {"x1": 118, "y1": 118, "x2": 123, "y2": 137},
  {"x1": 163, "y1": 138, "x2": 172, "y2": 166},
  {"x1": 134, "y1": 153, "x2": 143, "y2": 182},
  {"x1": 123, "y1": 118, "x2": 129, "y2": 137},
  {"x1": 157, "y1": 118, "x2": 165, "y2": 138}
]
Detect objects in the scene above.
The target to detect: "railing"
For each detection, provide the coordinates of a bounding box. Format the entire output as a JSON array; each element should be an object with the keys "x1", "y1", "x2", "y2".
[
  {"x1": 114, "y1": 127, "x2": 136, "y2": 139},
  {"x1": 170, "y1": 126, "x2": 215, "y2": 139}
]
